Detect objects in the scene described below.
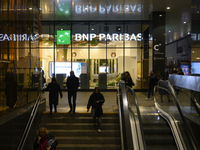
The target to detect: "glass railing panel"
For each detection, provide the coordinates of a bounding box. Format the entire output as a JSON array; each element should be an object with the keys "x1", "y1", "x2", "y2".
[
  {"x1": 0, "y1": 104, "x2": 33, "y2": 149},
  {"x1": 174, "y1": 87, "x2": 200, "y2": 124},
  {"x1": 154, "y1": 83, "x2": 199, "y2": 149}
]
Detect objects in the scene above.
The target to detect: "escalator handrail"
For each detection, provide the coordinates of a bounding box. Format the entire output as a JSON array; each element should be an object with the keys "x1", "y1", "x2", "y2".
[
  {"x1": 156, "y1": 80, "x2": 199, "y2": 150},
  {"x1": 119, "y1": 81, "x2": 134, "y2": 150},
  {"x1": 117, "y1": 87, "x2": 125, "y2": 150},
  {"x1": 16, "y1": 92, "x2": 42, "y2": 150},
  {"x1": 153, "y1": 85, "x2": 185, "y2": 150},
  {"x1": 126, "y1": 86, "x2": 147, "y2": 150}
]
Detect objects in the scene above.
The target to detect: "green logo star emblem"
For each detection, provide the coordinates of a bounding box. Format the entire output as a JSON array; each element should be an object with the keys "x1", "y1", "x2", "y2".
[{"x1": 57, "y1": 30, "x2": 70, "y2": 44}]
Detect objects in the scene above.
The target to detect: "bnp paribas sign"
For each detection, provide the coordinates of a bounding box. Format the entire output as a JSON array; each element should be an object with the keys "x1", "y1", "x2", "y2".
[{"x1": 57, "y1": 30, "x2": 71, "y2": 44}]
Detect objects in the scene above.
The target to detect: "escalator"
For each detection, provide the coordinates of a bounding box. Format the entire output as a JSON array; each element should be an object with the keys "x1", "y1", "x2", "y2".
[{"x1": 117, "y1": 80, "x2": 200, "y2": 150}]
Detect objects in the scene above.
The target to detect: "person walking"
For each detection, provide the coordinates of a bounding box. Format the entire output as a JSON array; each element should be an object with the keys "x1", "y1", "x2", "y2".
[
  {"x1": 87, "y1": 87, "x2": 105, "y2": 133},
  {"x1": 43, "y1": 77, "x2": 63, "y2": 118},
  {"x1": 146, "y1": 70, "x2": 156, "y2": 100},
  {"x1": 33, "y1": 127, "x2": 58, "y2": 150},
  {"x1": 66, "y1": 71, "x2": 79, "y2": 116}
]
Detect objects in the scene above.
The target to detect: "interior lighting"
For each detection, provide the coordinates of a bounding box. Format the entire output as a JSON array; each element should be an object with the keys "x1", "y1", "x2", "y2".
[
  {"x1": 29, "y1": 8, "x2": 32, "y2": 10},
  {"x1": 39, "y1": 8, "x2": 41, "y2": 10},
  {"x1": 159, "y1": 14, "x2": 162, "y2": 17},
  {"x1": 183, "y1": 22, "x2": 186, "y2": 24},
  {"x1": 91, "y1": 28, "x2": 94, "y2": 30},
  {"x1": 192, "y1": 51, "x2": 194, "y2": 53},
  {"x1": 196, "y1": 57, "x2": 200, "y2": 59},
  {"x1": 197, "y1": 11, "x2": 199, "y2": 14},
  {"x1": 167, "y1": 7, "x2": 170, "y2": 10},
  {"x1": 61, "y1": 28, "x2": 63, "y2": 30},
  {"x1": 168, "y1": 31, "x2": 171, "y2": 32}
]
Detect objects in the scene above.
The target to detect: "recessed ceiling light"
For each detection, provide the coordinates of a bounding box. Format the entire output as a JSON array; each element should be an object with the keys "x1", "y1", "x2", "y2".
[
  {"x1": 159, "y1": 15, "x2": 162, "y2": 17},
  {"x1": 61, "y1": 28, "x2": 63, "y2": 30},
  {"x1": 183, "y1": 22, "x2": 186, "y2": 24},
  {"x1": 91, "y1": 28, "x2": 94, "y2": 30},
  {"x1": 29, "y1": 8, "x2": 32, "y2": 10},
  {"x1": 197, "y1": 11, "x2": 199, "y2": 13},
  {"x1": 168, "y1": 31, "x2": 171, "y2": 32},
  {"x1": 196, "y1": 57, "x2": 200, "y2": 59},
  {"x1": 167, "y1": 7, "x2": 170, "y2": 10}
]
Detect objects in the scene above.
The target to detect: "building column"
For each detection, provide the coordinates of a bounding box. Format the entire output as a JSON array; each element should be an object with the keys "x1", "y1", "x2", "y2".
[{"x1": 149, "y1": 12, "x2": 166, "y2": 78}]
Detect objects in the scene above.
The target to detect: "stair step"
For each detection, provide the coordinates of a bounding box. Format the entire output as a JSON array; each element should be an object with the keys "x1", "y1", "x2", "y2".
[
  {"x1": 146, "y1": 145, "x2": 178, "y2": 150},
  {"x1": 56, "y1": 144, "x2": 121, "y2": 150},
  {"x1": 39, "y1": 123, "x2": 120, "y2": 130},
  {"x1": 49, "y1": 129, "x2": 120, "y2": 137},
  {"x1": 143, "y1": 126, "x2": 171, "y2": 134},
  {"x1": 41, "y1": 117, "x2": 119, "y2": 123},
  {"x1": 56, "y1": 136, "x2": 120, "y2": 144}
]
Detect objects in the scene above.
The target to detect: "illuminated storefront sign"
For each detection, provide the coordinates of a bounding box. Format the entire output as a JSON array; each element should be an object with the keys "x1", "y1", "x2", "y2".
[
  {"x1": 0, "y1": 34, "x2": 39, "y2": 41},
  {"x1": 57, "y1": 30, "x2": 71, "y2": 44},
  {"x1": 75, "y1": 4, "x2": 141, "y2": 14},
  {"x1": 75, "y1": 33, "x2": 142, "y2": 41},
  {"x1": 0, "y1": 32, "x2": 142, "y2": 42}
]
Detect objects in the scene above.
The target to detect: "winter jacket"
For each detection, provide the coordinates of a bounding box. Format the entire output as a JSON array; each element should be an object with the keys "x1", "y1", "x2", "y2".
[
  {"x1": 87, "y1": 93, "x2": 105, "y2": 117},
  {"x1": 33, "y1": 133, "x2": 58, "y2": 150},
  {"x1": 66, "y1": 76, "x2": 79, "y2": 93},
  {"x1": 44, "y1": 82, "x2": 63, "y2": 105}
]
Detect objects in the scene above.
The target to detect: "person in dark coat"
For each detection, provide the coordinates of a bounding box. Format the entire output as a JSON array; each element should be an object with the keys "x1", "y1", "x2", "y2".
[
  {"x1": 146, "y1": 70, "x2": 157, "y2": 100},
  {"x1": 66, "y1": 71, "x2": 79, "y2": 115},
  {"x1": 87, "y1": 87, "x2": 105, "y2": 133},
  {"x1": 43, "y1": 77, "x2": 63, "y2": 117},
  {"x1": 122, "y1": 71, "x2": 135, "y2": 87},
  {"x1": 33, "y1": 127, "x2": 58, "y2": 150}
]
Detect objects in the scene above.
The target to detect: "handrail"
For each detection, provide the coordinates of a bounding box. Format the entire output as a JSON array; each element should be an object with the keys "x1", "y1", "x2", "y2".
[
  {"x1": 126, "y1": 86, "x2": 147, "y2": 150},
  {"x1": 153, "y1": 85, "x2": 185, "y2": 150},
  {"x1": 117, "y1": 87, "x2": 124, "y2": 150},
  {"x1": 167, "y1": 81, "x2": 200, "y2": 150},
  {"x1": 16, "y1": 91, "x2": 42, "y2": 150},
  {"x1": 155, "y1": 80, "x2": 200, "y2": 150},
  {"x1": 119, "y1": 81, "x2": 134, "y2": 150}
]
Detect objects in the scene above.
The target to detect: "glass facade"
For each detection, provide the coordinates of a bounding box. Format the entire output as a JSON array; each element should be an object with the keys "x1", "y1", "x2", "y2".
[{"x1": 40, "y1": 21, "x2": 150, "y2": 89}]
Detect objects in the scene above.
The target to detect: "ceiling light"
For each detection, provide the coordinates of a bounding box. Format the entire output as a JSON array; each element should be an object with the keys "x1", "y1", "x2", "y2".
[
  {"x1": 159, "y1": 15, "x2": 162, "y2": 17},
  {"x1": 91, "y1": 28, "x2": 94, "y2": 30},
  {"x1": 39, "y1": 8, "x2": 41, "y2": 10},
  {"x1": 61, "y1": 28, "x2": 63, "y2": 30},
  {"x1": 29, "y1": 8, "x2": 32, "y2": 10},
  {"x1": 167, "y1": 7, "x2": 170, "y2": 10},
  {"x1": 183, "y1": 22, "x2": 186, "y2": 24},
  {"x1": 197, "y1": 11, "x2": 199, "y2": 14},
  {"x1": 168, "y1": 31, "x2": 171, "y2": 32}
]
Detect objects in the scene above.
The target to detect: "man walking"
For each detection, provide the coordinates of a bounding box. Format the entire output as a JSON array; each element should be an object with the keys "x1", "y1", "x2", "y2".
[
  {"x1": 146, "y1": 70, "x2": 156, "y2": 100},
  {"x1": 66, "y1": 71, "x2": 79, "y2": 116}
]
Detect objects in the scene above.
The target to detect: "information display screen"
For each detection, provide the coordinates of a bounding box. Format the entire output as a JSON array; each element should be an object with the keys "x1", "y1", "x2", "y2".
[
  {"x1": 99, "y1": 66, "x2": 109, "y2": 73},
  {"x1": 191, "y1": 62, "x2": 200, "y2": 75},
  {"x1": 49, "y1": 62, "x2": 86, "y2": 78}
]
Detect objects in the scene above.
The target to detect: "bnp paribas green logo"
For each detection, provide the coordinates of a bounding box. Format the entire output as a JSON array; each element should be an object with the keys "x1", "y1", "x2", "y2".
[{"x1": 57, "y1": 30, "x2": 70, "y2": 44}]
